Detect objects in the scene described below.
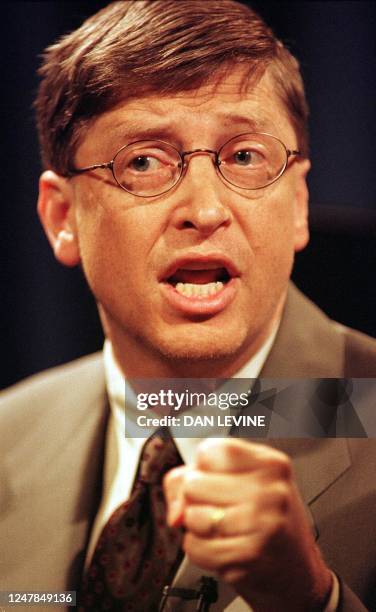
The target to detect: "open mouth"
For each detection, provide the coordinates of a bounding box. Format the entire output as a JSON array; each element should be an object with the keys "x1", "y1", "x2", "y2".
[
  {"x1": 159, "y1": 256, "x2": 240, "y2": 316},
  {"x1": 167, "y1": 265, "x2": 231, "y2": 298}
]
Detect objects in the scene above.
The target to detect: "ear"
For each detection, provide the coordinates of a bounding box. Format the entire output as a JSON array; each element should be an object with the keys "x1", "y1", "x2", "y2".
[
  {"x1": 292, "y1": 158, "x2": 310, "y2": 253},
  {"x1": 37, "y1": 170, "x2": 81, "y2": 267}
]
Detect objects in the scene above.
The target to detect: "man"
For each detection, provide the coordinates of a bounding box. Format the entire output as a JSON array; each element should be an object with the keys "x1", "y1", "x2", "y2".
[{"x1": 1, "y1": 1, "x2": 375, "y2": 611}]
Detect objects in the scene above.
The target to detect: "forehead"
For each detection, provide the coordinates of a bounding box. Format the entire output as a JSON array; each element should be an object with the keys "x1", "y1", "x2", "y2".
[{"x1": 77, "y1": 69, "x2": 296, "y2": 158}]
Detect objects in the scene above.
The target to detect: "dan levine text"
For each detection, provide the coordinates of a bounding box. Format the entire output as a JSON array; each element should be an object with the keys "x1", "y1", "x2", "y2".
[{"x1": 137, "y1": 414, "x2": 266, "y2": 428}]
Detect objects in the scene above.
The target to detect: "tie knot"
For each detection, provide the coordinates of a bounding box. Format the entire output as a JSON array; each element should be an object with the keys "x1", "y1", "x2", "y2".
[{"x1": 138, "y1": 432, "x2": 182, "y2": 484}]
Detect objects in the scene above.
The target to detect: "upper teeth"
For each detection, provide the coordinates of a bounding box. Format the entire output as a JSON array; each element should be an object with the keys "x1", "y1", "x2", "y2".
[{"x1": 175, "y1": 281, "x2": 224, "y2": 298}]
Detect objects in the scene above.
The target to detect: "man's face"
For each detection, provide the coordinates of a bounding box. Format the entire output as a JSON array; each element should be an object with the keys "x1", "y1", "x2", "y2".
[{"x1": 41, "y1": 68, "x2": 309, "y2": 375}]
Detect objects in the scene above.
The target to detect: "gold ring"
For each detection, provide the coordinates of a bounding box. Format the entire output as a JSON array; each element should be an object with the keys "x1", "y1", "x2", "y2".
[{"x1": 209, "y1": 507, "x2": 226, "y2": 535}]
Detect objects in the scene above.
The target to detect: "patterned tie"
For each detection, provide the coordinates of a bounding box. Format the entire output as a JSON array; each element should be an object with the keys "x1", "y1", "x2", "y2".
[{"x1": 79, "y1": 430, "x2": 184, "y2": 611}]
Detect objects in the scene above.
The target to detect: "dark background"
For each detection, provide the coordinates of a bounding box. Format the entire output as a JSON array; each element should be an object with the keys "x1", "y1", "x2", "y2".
[{"x1": 1, "y1": 1, "x2": 375, "y2": 390}]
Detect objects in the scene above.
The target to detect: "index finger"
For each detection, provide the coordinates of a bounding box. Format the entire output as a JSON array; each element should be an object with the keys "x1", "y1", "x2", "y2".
[{"x1": 195, "y1": 438, "x2": 290, "y2": 475}]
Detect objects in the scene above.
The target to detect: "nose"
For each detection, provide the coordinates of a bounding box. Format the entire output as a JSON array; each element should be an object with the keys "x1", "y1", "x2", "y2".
[{"x1": 171, "y1": 151, "x2": 233, "y2": 236}]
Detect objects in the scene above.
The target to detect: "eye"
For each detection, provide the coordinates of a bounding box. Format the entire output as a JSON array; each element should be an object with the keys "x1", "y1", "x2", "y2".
[
  {"x1": 129, "y1": 155, "x2": 160, "y2": 172},
  {"x1": 233, "y1": 149, "x2": 264, "y2": 166}
]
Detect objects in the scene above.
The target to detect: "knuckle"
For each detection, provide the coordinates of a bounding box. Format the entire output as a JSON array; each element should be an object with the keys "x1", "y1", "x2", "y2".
[
  {"x1": 271, "y1": 451, "x2": 292, "y2": 480},
  {"x1": 278, "y1": 453, "x2": 292, "y2": 480},
  {"x1": 183, "y1": 469, "x2": 202, "y2": 499},
  {"x1": 267, "y1": 515, "x2": 289, "y2": 539},
  {"x1": 197, "y1": 438, "x2": 251, "y2": 470},
  {"x1": 271, "y1": 481, "x2": 291, "y2": 512}
]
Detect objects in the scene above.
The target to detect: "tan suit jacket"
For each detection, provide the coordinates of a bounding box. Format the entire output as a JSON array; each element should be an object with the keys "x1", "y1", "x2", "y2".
[{"x1": 1, "y1": 284, "x2": 376, "y2": 610}]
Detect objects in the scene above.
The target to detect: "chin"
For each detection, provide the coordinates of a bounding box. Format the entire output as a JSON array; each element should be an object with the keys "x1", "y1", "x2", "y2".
[{"x1": 148, "y1": 325, "x2": 248, "y2": 364}]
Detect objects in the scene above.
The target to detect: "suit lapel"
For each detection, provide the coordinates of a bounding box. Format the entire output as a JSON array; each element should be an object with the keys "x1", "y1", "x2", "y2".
[
  {"x1": 260, "y1": 283, "x2": 345, "y2": 377},
  {"x1": 258, "y1": 285, "x2": 352, "y2": 517},
  {"x1": 263, "y1": 438, "x2": 351, "y2": 507}
]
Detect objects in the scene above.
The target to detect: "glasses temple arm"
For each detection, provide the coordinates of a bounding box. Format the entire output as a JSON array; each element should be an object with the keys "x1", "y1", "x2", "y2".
[{"x1": 66, "y1": 161, "x2": 113, "y2": 177}]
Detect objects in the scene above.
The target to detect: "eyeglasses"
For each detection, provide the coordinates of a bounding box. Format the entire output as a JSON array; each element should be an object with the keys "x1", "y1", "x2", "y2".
[{"x1": 67, "y1": 132, "x2": 300, "y2": 198}]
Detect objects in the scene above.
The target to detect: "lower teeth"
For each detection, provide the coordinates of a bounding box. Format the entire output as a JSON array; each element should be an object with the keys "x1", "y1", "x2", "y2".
[{"x1": 175, "y1": 281, "x2": 224, "y2": 298}]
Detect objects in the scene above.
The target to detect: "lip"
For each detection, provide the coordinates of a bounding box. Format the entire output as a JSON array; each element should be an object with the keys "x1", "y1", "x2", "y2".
[
  {"x1": 160, "y1": 277, "x2": 239, "y2": 316},
  {"x1": 159, "y1": 253, "x2": 240, "y2": 317},
  {"x1": 159, "y1": 253, "x2": 240, "y2": 281}
]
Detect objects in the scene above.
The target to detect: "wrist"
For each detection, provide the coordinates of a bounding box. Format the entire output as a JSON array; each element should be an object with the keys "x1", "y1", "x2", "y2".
[
  {"x1": 243, "y1": 561, "x2": 333, "y2": 612},
  {"x1": 308, "y1": 567, "x2": 334, "y2": 611}
]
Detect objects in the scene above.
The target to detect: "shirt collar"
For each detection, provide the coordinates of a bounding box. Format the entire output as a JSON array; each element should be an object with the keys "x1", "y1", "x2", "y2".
[{"x1": 104, "y1": 322, "x2": 279, "y2": 424}]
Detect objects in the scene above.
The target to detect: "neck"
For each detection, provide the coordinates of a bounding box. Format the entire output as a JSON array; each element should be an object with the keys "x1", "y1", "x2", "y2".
[
  {"x1": 113, "y1": 342, "x2": 264, "y2": 379},
  {"x1": 102, "y1": 322, "x2": 281, "y2": 382}
]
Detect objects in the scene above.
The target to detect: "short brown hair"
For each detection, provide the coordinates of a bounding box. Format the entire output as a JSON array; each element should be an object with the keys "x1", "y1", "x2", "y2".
[{"x1": 35, "y1": 0, "x2": 309, "y2": 174}]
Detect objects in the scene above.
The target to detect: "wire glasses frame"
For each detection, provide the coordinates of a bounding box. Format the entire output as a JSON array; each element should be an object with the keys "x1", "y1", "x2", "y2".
[{"x1": 67, "y1": 132, "x2": 301, "y2": 198}]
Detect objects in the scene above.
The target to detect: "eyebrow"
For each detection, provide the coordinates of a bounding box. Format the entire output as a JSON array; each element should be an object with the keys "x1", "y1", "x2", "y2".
[
  {"x1": 113, "y1": 125, "x2": 182, "y2": 143},
  {"x1": 105, "y1": 113, "x2": 274, "y2": 150},
  {"x1": 217, "y1": 113, "x2": 271, "y2": 132}
]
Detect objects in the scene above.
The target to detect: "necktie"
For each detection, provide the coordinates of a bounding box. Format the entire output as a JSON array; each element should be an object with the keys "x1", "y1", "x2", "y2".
[{"x1": 79, "y1": 430, "x2": 183, "y2": 611}]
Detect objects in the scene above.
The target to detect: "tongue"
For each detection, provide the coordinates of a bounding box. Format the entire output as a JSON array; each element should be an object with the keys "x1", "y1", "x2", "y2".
[{"x1": 169, "y1": 268, "x2": 224, "y2": 285}]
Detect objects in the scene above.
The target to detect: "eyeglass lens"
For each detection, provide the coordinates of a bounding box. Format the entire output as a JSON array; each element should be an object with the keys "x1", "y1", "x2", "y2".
[{"x1": 112, "y1": 134, "x2": 288, "y2": 197}]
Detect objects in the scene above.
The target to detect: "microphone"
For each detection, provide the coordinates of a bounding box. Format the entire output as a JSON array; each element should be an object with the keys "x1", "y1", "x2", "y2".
[{"x1": 159, "y1": 576, "x2": 218, "y2": 611}]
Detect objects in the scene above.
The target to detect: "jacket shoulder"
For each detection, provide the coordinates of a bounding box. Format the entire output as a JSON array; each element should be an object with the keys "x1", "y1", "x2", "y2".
[
  {"x1": 0, "y1": 352, "x2": 104, "y2": 402},
  {"x1": 342, "y1": 326, "x2": 376, "y2": 377},
  {"x1": 0, "y1": 352, "x2": 106, "y2": 434},
  {"x1": 262, "y1": 284, "x2": 376, "y2": 377},
  {"x1": 0, "y1": 353, "x2": 107, "y2": 591}
]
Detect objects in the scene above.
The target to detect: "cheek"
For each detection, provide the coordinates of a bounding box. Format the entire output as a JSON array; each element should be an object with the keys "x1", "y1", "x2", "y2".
[
  {"x1": 242, "y1": 187, "x2": 298, "y2": 271},
  {"x1": 73, "y1": 190, "x2": 161, "y2": 298}
]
